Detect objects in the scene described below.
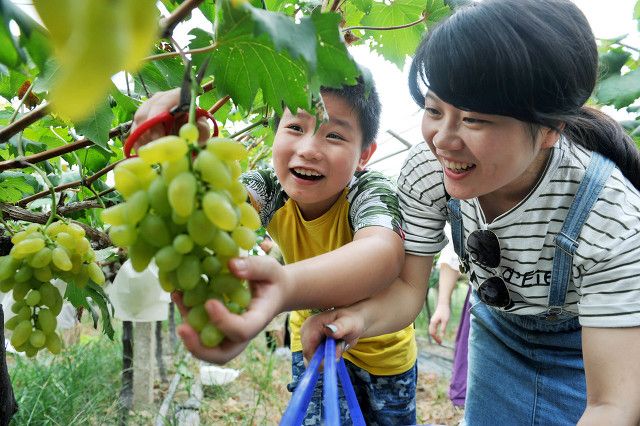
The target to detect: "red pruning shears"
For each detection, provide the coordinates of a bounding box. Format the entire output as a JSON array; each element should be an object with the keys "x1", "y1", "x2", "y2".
[{"x1": 124, "y1": 58, "x2": 219, "y2": 158}]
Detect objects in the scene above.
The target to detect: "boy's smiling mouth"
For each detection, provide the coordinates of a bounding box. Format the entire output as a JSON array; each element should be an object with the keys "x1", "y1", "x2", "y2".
[{"x1": 291, "y1": 167, "x2": 324, "y2": 181}]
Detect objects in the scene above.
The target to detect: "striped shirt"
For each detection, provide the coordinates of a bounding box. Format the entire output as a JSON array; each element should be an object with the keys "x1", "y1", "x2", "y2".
[{"x1": 399, "y1": 140, "x2": 640, "y2": 327}]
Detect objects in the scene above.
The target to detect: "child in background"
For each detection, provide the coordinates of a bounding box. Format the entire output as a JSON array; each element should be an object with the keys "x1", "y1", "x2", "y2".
[{"x1": 132, "y1": 76, "x2": 417, "y2": 425}]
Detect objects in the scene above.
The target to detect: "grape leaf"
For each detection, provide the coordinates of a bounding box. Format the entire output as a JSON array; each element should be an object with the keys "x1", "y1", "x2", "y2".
[
  {"x1": 0, "y1": 172, "x2": 38, "y2": 202},
  {"x1": 0, "y1": 15, "x2": 19, "y2": 68},
  {"x1": 350, "y1": 0, "x2": 373, "y2": 14},
  {"x1": 75, "y1": 99, "x2": 114, "y2": 149},
  {"x1": 596, "y1": 69, "x2": 640, "y2": 109},
  {"x1": 599, "y1": 48, "x2": 632, "y2": 81},
  {"x1": 309, "y1": 11, "x2": 359, "y2": 91},
  {"x1": 134, "y1": 56, "x2": 185, "y2": 95},
  {"x1": 212, "y1": 0, "x2": 311, "y2": 114},
  {"x1": 0, "y1": 69, "x2": 27, "y2": 101}
]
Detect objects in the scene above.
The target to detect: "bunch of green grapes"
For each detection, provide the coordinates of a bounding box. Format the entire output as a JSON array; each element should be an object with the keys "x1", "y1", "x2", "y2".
[
  {"x1": 102, "y1": 124, "x2": 261, "y2": 347},
  {"x1": 0, "y1": 221, "x2": 106, "y2": 357}
]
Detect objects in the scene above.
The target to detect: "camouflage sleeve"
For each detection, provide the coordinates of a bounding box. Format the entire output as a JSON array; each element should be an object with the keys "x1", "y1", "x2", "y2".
[
  {"x1": 240, "y1": 168, "x2": 287, "y2": 228},
  {"x1": 346, "y1": 170, "x2": 403, "y2": 237}
]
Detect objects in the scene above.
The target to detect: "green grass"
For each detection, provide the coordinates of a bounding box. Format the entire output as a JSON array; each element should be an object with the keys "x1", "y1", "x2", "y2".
[{"x1": 8, "y1": 337, "x2": 123, "y2": 425}]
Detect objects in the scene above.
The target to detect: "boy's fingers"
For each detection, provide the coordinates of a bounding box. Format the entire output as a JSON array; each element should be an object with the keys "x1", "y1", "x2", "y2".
[
  {"x1": 171, "y1": 292, "x2": 189, "y2": 318},
  {"x1": 228, "y1": 256, "x2": 281, "y2": 281},
  {"x1": 177, "y1": 324, "x2": 249, "y2": 365},
  {"x1": 203, "y1": 298, "x2": 268, "y2": 342}
]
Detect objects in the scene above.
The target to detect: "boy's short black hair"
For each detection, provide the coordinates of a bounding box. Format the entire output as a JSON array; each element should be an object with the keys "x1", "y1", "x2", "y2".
[
  {"x1": 321, "y1": 75, "x2": 381, "y2": 150},
  {"x1": 273, "y1": 74, "x2": 381, "y2": 150}
]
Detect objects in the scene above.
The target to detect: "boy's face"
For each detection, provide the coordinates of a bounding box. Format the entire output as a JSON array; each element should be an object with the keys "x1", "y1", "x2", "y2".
[{"x1": 272, "y1": 93, "x2": 376, "y2": 220}]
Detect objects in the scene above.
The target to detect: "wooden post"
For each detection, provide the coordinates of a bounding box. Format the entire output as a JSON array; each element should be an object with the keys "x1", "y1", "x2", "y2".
[
  {"x1": 119, "y1": 321, "x2": 133, "y2": 425},
  {"x1": 155, "y1": 321, "x2": 167, "y2": 383},
  {"x1": 0, "y1": 306, "x2": 18, "y2": 426},
  {"x1": 168, "y1": 302, "x2": 177, "y2": 351},
  {"x1": 132, "y1": 321, "x2": 155, "y2": 409}
]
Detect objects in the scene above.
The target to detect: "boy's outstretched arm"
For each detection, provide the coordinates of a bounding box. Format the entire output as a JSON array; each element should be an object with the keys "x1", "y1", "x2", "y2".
[{"x1": 300, "y1": 254, "x2": 433, "y2": 361}]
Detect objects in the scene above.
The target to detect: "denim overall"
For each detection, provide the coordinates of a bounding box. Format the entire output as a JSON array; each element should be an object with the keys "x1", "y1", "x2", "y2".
[{"x1": 447, "y1": 152, "x2": 614, "y2": 425}]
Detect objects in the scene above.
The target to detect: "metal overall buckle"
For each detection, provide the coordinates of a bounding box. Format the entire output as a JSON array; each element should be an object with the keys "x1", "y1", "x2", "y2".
[{"x1": 545, "y1": 306, "x2": 563, "y2": 321}]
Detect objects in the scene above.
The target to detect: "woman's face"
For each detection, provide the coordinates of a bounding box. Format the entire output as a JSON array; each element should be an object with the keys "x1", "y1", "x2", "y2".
[{"x1": 421, "y1": 92, "x2": 557, "y2": 207}]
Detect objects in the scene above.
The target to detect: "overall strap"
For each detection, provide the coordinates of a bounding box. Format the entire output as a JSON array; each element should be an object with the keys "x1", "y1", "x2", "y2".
[
  {"x1": 547, "y1": 152, "x2": 615, "y2": 314},
  {"x1": 447, "y1": 198, "x2": 465, "y2": 261}
]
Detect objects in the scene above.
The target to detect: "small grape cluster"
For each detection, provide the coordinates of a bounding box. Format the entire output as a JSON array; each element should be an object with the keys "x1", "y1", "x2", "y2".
[
  {"x1": 0, "y1": 221, "x2": 106, "y2": 356},
  {"x1": 102, "y1": 124, "x2": 260, "y2": 347}
]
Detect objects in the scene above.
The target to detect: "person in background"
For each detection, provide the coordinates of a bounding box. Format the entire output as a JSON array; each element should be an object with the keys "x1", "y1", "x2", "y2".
[
  {"x1": 428, "y1": 224, "x2": 469, "y2": 408},
  {"x1": 259, "y1": 235, "x2": 289, "y2": 352}
]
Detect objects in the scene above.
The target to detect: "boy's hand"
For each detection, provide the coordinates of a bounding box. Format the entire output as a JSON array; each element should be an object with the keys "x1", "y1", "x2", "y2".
[
  {"x1": 428, "y1": 304, "x2": 451, "y2": 345},
  {"x1": 172, "y1": 256, "x2": 291, "y2": 364},
  {"x1": 130, "y1": 88, "x2": 210, "y2": 151},
  {"x1": 300, "y1": 308, "x2": 363, "y2": 363}
]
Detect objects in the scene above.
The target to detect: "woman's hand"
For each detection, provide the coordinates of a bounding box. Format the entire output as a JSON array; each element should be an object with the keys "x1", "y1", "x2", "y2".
[
  {"x1": 172, "y1": 256, "x2": 292, "y2": 364},
  {"x1": 300, "y1": 308, "x2": 365, "y2": 363},
  {"x1": 130, "y1": 88, "x2": 210, "y2": 151},
  {"x1": 428, "y1": 303, "x2": 451, "y2": 345}
]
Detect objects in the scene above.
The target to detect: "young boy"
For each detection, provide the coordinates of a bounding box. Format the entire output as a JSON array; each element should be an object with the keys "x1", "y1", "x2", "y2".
[{"x1": 133, "y1": 77, "x2": 418, "y2": 424}]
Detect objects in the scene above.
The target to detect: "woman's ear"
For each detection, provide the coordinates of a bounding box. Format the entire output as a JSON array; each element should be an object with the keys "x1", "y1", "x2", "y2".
[
  {"x1": 540, "y1": 125, "x2": 564, "y2": 149},
  {"x1": 357, "y1": 142, "x2": 377, "y2": 171}
]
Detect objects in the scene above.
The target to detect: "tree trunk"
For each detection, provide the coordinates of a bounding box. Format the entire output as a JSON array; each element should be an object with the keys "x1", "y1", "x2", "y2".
[
  {"x1": 119, "y1": 321, "x2": 133, "y2": 426},
  {"x1": 155, "y1": 321, "x2": 167, "y2": 383},
  {"x1": 0, "y1": 306, "x2": 18, "y2": 426}
]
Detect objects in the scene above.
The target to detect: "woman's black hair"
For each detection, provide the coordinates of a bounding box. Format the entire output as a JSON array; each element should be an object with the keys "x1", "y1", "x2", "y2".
[{"x1": 409, "y1": 0, "x2": 640, "y2": 189}]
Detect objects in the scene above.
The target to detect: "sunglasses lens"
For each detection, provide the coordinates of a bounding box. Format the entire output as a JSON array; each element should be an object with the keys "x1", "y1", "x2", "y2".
[
  {"x1": 478, "y1": 276, "x2": 510, "y2": 307},
  {"x1": 467, "y1": 230, "x2": 500, "y2": 268}
]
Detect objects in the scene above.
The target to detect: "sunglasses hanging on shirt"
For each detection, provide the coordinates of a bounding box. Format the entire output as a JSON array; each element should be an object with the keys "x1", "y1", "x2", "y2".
[{"x1": 466, "y1": 230, "x2": 512, "y2": 308}]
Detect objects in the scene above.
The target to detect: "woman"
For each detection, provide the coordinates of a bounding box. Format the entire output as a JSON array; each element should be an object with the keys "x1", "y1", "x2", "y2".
[{"x1": 300, "y1": 0, "x2": 640, "y2": 424}]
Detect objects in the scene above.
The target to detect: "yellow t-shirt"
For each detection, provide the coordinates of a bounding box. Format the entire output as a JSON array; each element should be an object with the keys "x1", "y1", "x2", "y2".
[{"x1": 243, "y1": 168, "x2": 416, "y2": 376}]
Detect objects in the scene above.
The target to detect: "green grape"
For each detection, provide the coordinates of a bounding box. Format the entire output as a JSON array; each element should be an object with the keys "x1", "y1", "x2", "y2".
[
  {"x1": 12, "y1": 280, "x2": 31, "y2": 301},
  {"x1": 11, "y1": 320, "x2": 33, "y2": 348},
  {"x1": 109, "y1": 224, "x2": 137, "y2": 247},
  {"x1": 29, "y1": 247, "x2": 52, "y2": 269},
  {"x1": 154, "y1": 246, "x2": 182, "y2": 272},
  {"x1": 83, "y1": 247, "x2": 96, "y2": 263},
  {"x1": 55, "y1": 232, "x2": 75, "y2": 252},
  {"x1": 78, "y1": 264, "x2": 92, "y2": 288},
  {"x1": 87, "y1": 262, "x2": 105, "y2": 285},
  {"x1": 0, "y1": 279, "x2": 13, "y2": 293},
  {"x1": 75, "y1": 236, "x2": 90, "y2": 255},
  {"x1": 171, "y1": 211, "x2": 190, "y2": 225},
  {"x1": 182, "y1": 280, "x2": 208, "y2": 307},
  {"x1": 232, "y1": 226, "x2": 257, "y2": 250},
  {"x1": 33, "y1": 266, "x2": 53, "y2": 283},
  {"x1": 10, "y1": 238, "x2": 45, "y2": 259},
  {"x1": 176, "y1": 255, "x2": 201, "y2": 290},
  {"x1": 206, "y1": 138, "x2": 248, "y2": 161},
  {"x1": 139, "y1": 213, "x2": 171, "y2": 247},
  {"x1": 118, "y1": 157, "x2": 156, "y2": 189},
  {"x1": 202, "y1": 192, "x2": 238, "y2": 231},
  {"x1": 138, "y1": 135, "x2": 188, "y2": 165},
  {"x1": 67, "y1": 223, "x2": 86, "y2": 239},
  {"x1": 147, "y1": 177, "x2": 172, "y2": 217},
  {"x1": 225, "y1": 301, "x2": 242, "y2": 314},
  {"x1": 200, "y1": 323, "x2": 224, "y2": 347},
  {"x1": 201, "y1": 256, "x2": 222, "y2": 276},
  {"x1": 173, "y1": 234, "x2": 194, "y2": 254},
  {"x1": 5, "y1": 315, "x2": 20, "y2": 331},
  {"x1": 179, "y1": 123, "x2": 199, "y2": 143},
  {"x1": 187, "y1": 210, "x2": 217, "y2": 246},
  {"x1": 11, "y1": 301, "x2": 25, "y2": 314},
  {"x1": 213, "y1": 273, "x2": 243, "y2": 294},
  {"x1": 129, "y1": 239, "x2": 156, "y2": 272},
  {"x1": 125, "y1": 191, "x2": 150, "y2": 225},
  {"x1": 101, "y1": 203, "x2": 128, "y2": 226},
  {"x1": 168, "y1": 172, "x2": 197, "y2": 218},
  {"x1": 228, "y1": 180, "x2": 248, "y2": 205},
  {"x1": 29, "y1": 329, "x2": 46, "y2": 348},
  {"x1": 44, "y1": 221, "x2": 67, "y2": 237},
  {"x1": 194, "y1": 150, "x2": 231, "y2": 190},
  {"x1": 0, "y1": 256, "x2": 20, "y2": 280},
  {"x1": 70, "y1": 253, "x2": 83, "y2": 274},
  {"x1": 210, "y1": 231, "x2": 239, "y2": 257},
  {"x1": 11, "y1": 230, "x2": 30, "y2": 245},
  {"x1": 16, "y1": 306, "x2": 32, "y2": 322},
  {"x1": 52, "y1": 247, "x2": 72, "y2": 271},
  {"x1": 14, "y1": 264, "x2": 33, "y2": 283},
  {"x1": 46, "y1": 332, "x2": 62, "y2": 354},
  {"x1": 36, "y1": 308, "x2": 57, "y2": 334},
  {"x1": 158, "y1": 270, "x2": 178, "y2": 292},
  {"x1": 25, "y1": 289, "x2": 41, "y2": 306},
  {"x1": 24, "y1": 344, "x2": 38, "y2": 358},
  {"x1": 161, "y1": 156, "x2": 190, "y2": 185},
  {"x1": 227, "y1": 284, "x2": 251, "y2": 309},
  {"x1": 238, "y1": 203, "x2": 261, "y2": 231},
  {"x1": 114, "y1": 164, "x2": 142, "y2": 198},
  {"x1": 227, "y1": 160, "x2": 242, "y2": 180},
  {"x1": 187, "y1": 304, "x2": 209, "y2": 332}
]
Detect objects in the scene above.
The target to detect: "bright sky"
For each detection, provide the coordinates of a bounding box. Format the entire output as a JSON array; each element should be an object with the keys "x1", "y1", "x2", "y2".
[{"x1": 361, "y1": 0, "x2": 639, "y2": 177}]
